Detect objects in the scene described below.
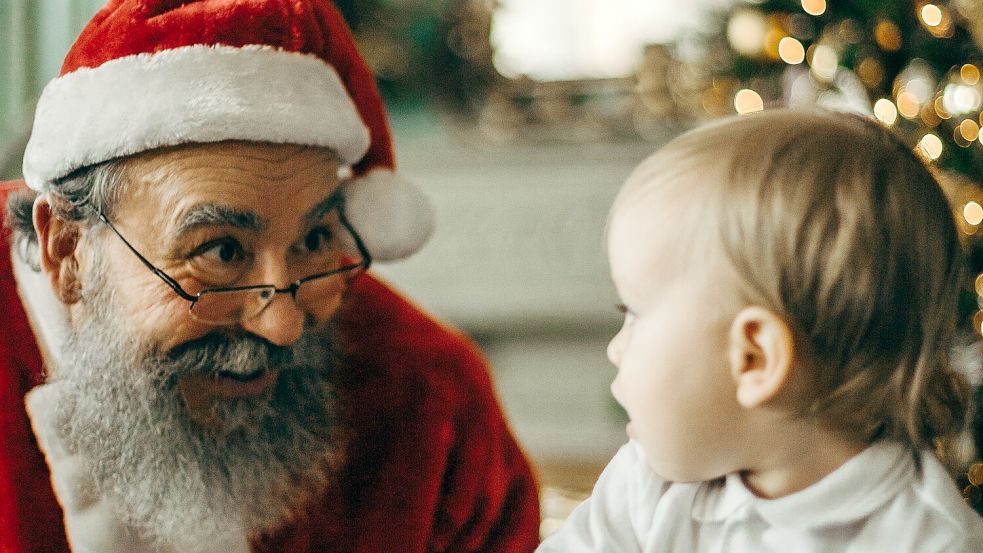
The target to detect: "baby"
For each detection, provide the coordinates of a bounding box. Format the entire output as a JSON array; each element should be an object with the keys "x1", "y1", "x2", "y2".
[{"x1": 539, "y1": 110, "x2": 983, "y2": 552}]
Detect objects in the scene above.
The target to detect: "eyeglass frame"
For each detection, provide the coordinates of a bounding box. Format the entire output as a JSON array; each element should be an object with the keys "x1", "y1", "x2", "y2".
[{"x1": 89, "y1": 197, "x2": 372, "y2": 321}]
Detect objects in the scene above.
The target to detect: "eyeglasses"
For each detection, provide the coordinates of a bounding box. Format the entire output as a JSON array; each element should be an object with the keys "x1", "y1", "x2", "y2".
[{"x1": 91, "y1": 199, "x2": 372, "y2": 324}]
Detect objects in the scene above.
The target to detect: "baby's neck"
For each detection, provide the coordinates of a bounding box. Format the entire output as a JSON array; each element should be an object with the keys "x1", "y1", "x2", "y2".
[{"x1": 739, "y1": 423, "x2": 867, "y2": 499}]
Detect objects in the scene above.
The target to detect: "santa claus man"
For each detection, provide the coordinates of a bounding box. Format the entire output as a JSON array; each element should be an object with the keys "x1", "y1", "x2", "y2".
[{"x1": 0, "y1": 1, "x2": 540, "y2": 551}]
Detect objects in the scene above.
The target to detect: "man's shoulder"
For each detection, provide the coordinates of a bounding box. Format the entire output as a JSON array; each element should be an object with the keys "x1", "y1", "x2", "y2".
[
  {"x1": 339, "y1": 274, "x2": 493, "y2": 392},
  {"x1": 334, "y1": 273, "x2": 502, "y2": 438}
]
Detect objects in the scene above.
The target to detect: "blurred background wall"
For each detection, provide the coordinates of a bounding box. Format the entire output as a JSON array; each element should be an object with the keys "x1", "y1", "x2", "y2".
[{"x1": 3, "y1": 1, "x2": 983, "y2": 507}]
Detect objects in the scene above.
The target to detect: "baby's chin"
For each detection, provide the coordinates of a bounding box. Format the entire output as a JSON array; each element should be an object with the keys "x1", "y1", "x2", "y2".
[{"x1": 639, "y1": 448, "x2": 726, "y2": 484}]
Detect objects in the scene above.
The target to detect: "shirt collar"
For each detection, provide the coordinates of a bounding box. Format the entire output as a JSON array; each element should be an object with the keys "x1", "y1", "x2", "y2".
[{"x1": 691, "y1": 441, "x2": 915, "y2": 529}]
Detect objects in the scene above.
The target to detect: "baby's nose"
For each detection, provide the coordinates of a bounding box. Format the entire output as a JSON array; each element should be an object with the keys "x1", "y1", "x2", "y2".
[{"x1": 606, "y1": 333, "x2": 623, "y2": 367}]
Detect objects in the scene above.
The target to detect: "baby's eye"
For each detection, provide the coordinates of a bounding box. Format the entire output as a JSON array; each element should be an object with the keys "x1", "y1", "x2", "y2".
[
  {"x1": 616, "y1": 304, "x2": 636, "y2": 324},
  {"x1": 616, "y1": 304, "x2": 635, "y2": 316}
]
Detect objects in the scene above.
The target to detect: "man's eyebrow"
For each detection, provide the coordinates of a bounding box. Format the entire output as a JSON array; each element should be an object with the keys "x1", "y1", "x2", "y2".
[
  {"x1": 303, "y1": 192, "x2": 344, "y2": 226},
  {"x1": 174, "y1": 204, "x2": 267, "y2": 234}
]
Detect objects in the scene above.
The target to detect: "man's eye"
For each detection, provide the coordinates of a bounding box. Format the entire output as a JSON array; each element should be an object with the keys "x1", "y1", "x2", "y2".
[
  {"x1": 195, "y1": 239, "x2": 245, "y2": 265},
  {"x1": 301, "y1": 227, "x2": 333, "y2": 254}
]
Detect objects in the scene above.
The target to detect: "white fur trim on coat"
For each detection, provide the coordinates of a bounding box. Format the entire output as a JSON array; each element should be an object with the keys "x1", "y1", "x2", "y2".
[
  {"x1": 23, "y1": 45, "x2": 370, "y2": 191},
  {"x1": 341, "y1": 169, "x2": 434, "y2": 262}
]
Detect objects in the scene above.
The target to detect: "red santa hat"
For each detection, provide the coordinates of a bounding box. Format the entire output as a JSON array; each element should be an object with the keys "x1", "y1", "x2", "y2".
[{"x1": 22, "y1": 0, "x2": 432, "y2": 262}]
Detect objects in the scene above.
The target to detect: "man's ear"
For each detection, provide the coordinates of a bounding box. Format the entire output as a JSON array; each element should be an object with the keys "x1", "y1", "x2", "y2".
[
  {"x1": 728, "y1": 306, "x2": 795, "y2": 408},
  {"x1": 33, "y1": 196, "x2": 83, "y2": 304}
]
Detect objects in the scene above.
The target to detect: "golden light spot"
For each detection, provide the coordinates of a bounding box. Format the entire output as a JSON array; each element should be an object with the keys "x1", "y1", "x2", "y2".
[
  {"x1": 921, "y1": 4, "x2": 943, "y2": 27},
  {"x1": 778, "y1": 37, "x2": 805, "y2": 64},
  {"x1": 965, "y1": 201, "x2": 983, "y2": 225},
  {"x1": 918, "y1": 133, "x2": 943, "y2": 160},
  {"x1": 921, "y1": 103, "x2": 942, "y2": 127},
  {"x1": 935, "y1": 96, "x2": 951, "y2": 119},
  {"x1": 801, "y1": 0, "x2": 827, "y2": 16},
  {"x1": 735, "y1": 89, "x2": 764, "y2": 114},
  {"x1": 960, "y1": 119, "x2": 980, "y2": 141},
  {"x1": 874, "y1": 20, "x2": 903, "y2": 52},
  {"x1": 857, "y1": 57, "x2": 884, "y2": 88},
  {"x1": 975, "y1": 273, "x2": 983, "y2": 296},
  {"x1": 974, "y1": 310, "x2": 983, "y2": 338},
  {"x1": 873, "y1": 98, "x2": 898, "y2": 125},
  {"x1": 810, "y1": 45, "x2": 838, "y2": 82},
  {"x1": 727, "y1": 10, "x2": 769, "y2": 57},
  {"x1": 962, "y1": 64, "x2": 981, "y2": 86},
  {"x1": 955, "y1": 127, "x2": 973, "y2": 148},
  {"x1": 897, "y1": 91, "x2": 921, "y2": 119},
  {"x1": 922, "y1": 4, "x2": 954, "y2": 38},
  {"x1": 764, "y1": 27, "x2": 786, "y2": 60}
]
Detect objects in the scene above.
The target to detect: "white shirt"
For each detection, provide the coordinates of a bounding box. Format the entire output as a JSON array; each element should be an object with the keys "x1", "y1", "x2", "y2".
[{"x1": 538, "y1": 440, "x2": 983, "y2": 553}]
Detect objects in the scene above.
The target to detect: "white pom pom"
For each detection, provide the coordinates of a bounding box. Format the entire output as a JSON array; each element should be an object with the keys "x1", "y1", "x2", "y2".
[{"x1": 339, "y1": 168, "x2": 434, "y2": 262}]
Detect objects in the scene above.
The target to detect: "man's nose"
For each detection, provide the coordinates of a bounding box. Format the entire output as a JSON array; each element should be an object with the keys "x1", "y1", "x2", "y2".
[
  {"x1": 240, "y1": 292, "x2": 305, "y2": 346},
  {"x1": 239, "y1": 260, "x2": 305, "y2": 346}
]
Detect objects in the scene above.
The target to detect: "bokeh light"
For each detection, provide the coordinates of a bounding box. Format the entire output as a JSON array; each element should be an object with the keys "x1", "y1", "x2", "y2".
[
  {"x1": 810, "y1": 45, "x2": 838, "y2": 82},
  {"x1": 857, "y1": 57, "x2": 885, "y2": 88},
  {"x1": 965, "y1": 201, "x2": 983, "y2": 226},
  {"x1": 874, "y1": 20, "x2": 903, "y2": 52},
  {"x1": 962, "y1": 64, "x2": 981, "y2": 86},
  {"x1": 918, "y1": 133, "x2": 944, "y2": 160},
  {"x1": 897, "y1": 91, "x2": 921, "y2": 118},
  {"x1": 921, "y1": 4, "x2": 943, "y2": 27},
  {"x1": 778, "y1": 37, "x2": 805, "y2": 64},
  {"x1": 735, "y1": 89, "x2": 764, "y2": 114},
  {"x1": 801, "y1": 0, "x2": 826, "y2": 17},
  {"x1": 873, "y1": 98, "x2": 898, "y2": 125},
  {"x1": 727, "y1": 9, "x2": 769, "y2": 57},
  {"x1": 959, "y1": 119, "x2": 980, "y2": 142},
  {"x1": 942, "y1": 83, "x2": 983, "y2": 115}
]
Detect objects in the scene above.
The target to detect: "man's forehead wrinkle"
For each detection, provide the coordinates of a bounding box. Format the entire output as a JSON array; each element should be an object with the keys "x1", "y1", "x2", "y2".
[{"x1": 196, "y1": 144, "x2": 337, "y2": 183}]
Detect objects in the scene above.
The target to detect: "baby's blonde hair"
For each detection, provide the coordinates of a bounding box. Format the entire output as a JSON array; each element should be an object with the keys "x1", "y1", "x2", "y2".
[{"x1": 617, "y1": 109, "x2": 969, "y2": 453}]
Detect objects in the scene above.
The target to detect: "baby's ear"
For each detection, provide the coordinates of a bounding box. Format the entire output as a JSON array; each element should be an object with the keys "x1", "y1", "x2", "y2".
[{"x1": 727, "y1": 306, "x2": 795, "y2": 408}]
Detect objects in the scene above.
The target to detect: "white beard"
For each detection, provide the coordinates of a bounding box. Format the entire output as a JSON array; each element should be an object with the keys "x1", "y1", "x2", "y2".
[{"x1": 51, "y1": 262, "x2": 347, "y2": 548}]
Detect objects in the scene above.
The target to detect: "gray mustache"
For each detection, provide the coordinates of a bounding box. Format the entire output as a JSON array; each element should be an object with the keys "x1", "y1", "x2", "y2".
[{"x1": 162, "y1": 333, "x2": 295, "y2": 379}]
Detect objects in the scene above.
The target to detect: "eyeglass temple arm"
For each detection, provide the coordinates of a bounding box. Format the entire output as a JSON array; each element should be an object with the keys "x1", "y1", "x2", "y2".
[
  {"x1": 337, "y1": 206, "x2": 373, "y2": 269},
  {"x1": 93, "y1": 209, "x2": 198, "y2": 301}
]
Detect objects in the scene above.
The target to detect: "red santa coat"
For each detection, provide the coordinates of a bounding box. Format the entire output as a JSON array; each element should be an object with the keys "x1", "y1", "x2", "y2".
[{"x1": 0, "y1": 184, "x2": 541, "y2": 552}]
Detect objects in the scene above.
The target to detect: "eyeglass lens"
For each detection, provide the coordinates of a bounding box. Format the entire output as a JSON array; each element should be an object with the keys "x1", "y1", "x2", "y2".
[{"x1": 190, "y1": 269, "x2": 360, "y2": 324}]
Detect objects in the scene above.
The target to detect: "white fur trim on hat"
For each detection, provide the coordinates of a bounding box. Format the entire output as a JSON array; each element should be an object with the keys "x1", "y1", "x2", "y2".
[
  {"x1": 341, "y1": 169, "x2": 434, "y2": 262},
  {"x1": 23, "y1": 44, "x2": 370, "y2": 191}
]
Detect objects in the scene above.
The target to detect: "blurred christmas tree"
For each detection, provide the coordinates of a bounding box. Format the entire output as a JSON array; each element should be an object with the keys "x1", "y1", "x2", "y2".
[
  {"x1": 334, "y1": 0, "x2": 450, "y2": 112},
  {"x1": 682, "y1": 0, "x2": 983, "y2": 511}
]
